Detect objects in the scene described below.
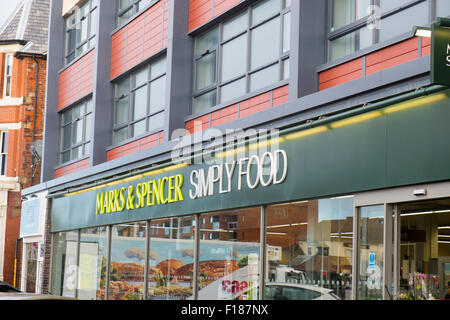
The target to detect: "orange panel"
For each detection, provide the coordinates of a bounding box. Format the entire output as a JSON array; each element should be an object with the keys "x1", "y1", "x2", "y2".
[
  {"x1": 211, "y1": 104, "x2": 238, "y2": 127},
  {"x1": 58, "y1": 50, "x2": 95, "y2": 110},
  {"x1": 186, "y1": 114, "x2": 209, "y2": 134},
  {"x1": 319, "y1": 69, "x2": 362, "y2": 91},
  {"x1": 214, "y1": 0, "x2": 240, "y2": 17},
  {"x1": 239, "y1": 92, "x2": 271, "y2": 118},
  {"x1": 272, "y1": 85, "x2": 289, "y2": 107},
  {"x1": 319, "y1": 58, "x2": 362, "y2": 84},
  {"x1": 189, "y1": 0, "x2": 212, "y2": 31}
]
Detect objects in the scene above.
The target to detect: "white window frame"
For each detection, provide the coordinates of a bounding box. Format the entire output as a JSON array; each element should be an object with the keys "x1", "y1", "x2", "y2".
[
  {"x1": 3, "y1": 54, "x2": 13, "y2": 98},
  {"x1": 0, "y1": 131, "x2": 8, "y2": 176}
]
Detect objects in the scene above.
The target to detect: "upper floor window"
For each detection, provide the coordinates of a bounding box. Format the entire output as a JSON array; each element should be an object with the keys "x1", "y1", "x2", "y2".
[
  {"x1": 65, "y1": 0, "x2": 98, "y2": 65},
  {"x1": 60, "y1": 98, "x2": 93, "y2": 164},
  {"x1": 0, "y1": 132, "x2": 8, "y2": 176},
  {"x1": 192, "y1": 0, "x2": 291, "y2": 115},
  {"x1": 117, "y1": 0, "x2": 153, "y2": 27},
  {"x1": 113, "y1": 56, "x2": 166, "y2": 145},
  {"x1": 328, "y1": 0, "x2": 442, "y2": 61},
  {"x1": 3, "y1": 54, "x2": 13, "y2": 97}
]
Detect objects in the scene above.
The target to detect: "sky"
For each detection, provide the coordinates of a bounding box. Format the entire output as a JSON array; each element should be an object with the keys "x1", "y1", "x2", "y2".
[{"x1": 0, "y1": 0, "x2": 23, "y2": 30}]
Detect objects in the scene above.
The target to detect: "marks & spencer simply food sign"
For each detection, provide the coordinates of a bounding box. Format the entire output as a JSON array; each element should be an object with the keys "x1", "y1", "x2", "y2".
[{"x1": 94, "y1": 149, "x2": 288, "y2": 216}]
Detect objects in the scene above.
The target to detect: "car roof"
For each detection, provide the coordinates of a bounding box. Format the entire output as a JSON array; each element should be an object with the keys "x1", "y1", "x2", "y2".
[
  {"x1": 265, "y1": 282, "x2": 334, "y2": 293},
  {"x1": 0, "y1": 292, "x2": 76, "y2": 300},
  {"x1": 0, "y1": 282, "x2": 21, "y2": 292}
]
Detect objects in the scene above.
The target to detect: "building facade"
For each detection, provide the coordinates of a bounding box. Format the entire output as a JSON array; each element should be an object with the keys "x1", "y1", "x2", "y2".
[
  {"x1": 22, "y1": 0, "x2": 450, "y2": 300},
  {"x1": 0, "y1": 0, "x2": 49, "y2": 291}
]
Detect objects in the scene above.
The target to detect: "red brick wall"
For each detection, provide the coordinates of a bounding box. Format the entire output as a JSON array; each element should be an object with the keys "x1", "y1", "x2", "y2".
[
  {"x1": 58, "y1": 50, "x2": 95, "y2": 111},
  {"x1": 111, "y1": 0, "x2": 170, "y2": 80},
  {"x1": 54, "y1": 158, "x2": 90, "y2": 178},
  {"x1": 188, "y1": 0, "x2": 241, "y2": 32},
  {"x1": 186, "y1": 84, "x2": 289, "y2": 134},
  {"x1": 3, "y1": 191, "x2": 21, "y2": 286},
  {"x1": 319, "y1": 37, "x2": 428, "y2": 91},
  {"x1": 107, "y1": 131, "x2": 163, "y2": 161}
]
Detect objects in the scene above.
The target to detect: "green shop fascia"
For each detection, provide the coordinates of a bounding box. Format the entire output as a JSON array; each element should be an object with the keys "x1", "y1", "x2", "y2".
[{"x1": 51, "y1": 86, "x2": 450, "y2": 232}]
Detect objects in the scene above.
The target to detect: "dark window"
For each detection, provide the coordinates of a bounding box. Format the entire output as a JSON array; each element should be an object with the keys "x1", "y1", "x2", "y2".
[
  {"x1": 329, "y1": 0, "x2": 437, "y2": 61},
  {"x1": 64, "y1": 0, "x2": 98, "y2": 65},
  {"x1": 192, "y1": 0, "x2": 291, "y2": 114},
  {"x1": 0, "y1": 132, "x2": 8, "y2": 176},
  {"x1": 60, "y1": 98, "x2": 93, "y2": 164},
  {"x1": 113, "y1": 56, "x2": 166, "y2": 145},
  {"x1": 117, "y1": 0, "x2": 155, "y2": 27}
]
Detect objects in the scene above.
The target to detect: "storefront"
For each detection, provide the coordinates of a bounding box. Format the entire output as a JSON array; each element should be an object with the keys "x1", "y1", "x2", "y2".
[
  {"x1": 19, "y1": 191, "x2": 48, "y2": 294},
  {"x1": 47, "y1": 86, "x2": 450, "y2": 300}
]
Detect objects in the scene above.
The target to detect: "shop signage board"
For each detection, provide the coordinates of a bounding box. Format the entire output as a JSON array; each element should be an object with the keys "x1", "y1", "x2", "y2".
[
  {"x1": 51, "y1": 89, "x2": 450, "y2": 232},
  {"x1": 431, "y1": 18, "x2": 450, "y2": 86},
  {"x1": 20, "y1": 197, "x2": 42, "y2": 237}
]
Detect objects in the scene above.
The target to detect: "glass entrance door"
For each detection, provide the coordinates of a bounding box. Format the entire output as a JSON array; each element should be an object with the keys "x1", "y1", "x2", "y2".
[
  {"x1": 356, "y1": 205, "x2": 385, "y2": 300},
  {"x1": 397, "y1": 199, "x2": 450, "y2": 300}
]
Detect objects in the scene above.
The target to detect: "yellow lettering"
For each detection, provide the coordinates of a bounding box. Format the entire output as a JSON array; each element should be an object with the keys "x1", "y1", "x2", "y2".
[
  {"x1": 109, "y1": 190, "x2": 115, "y2": 213},
  {"x1": 152, "y1": 180, "x2": 160, "y2": 205},
  {"x1": 135, "y1": 183, "x2": 143, "y2": 209},
  {"x1": 168, "y1": 176, "x2": 175, "y2": 203},
  {"x1": 146, "y1": 181, "x2": 154, "y2": 206},
  {"x1": 103, "y1": 191, "x2": 109, "y2": 213},
  {"x1": 96, "y1": 192, "x2": 105, "y2": 215},
  {"x1": 175, "y1": 174, "x2": 184, "y2": 202},
  {"x1": 119, "y1": 187, "x2": 126, "y2": 211},
  {"x1": 160, "y1": 177, "x2": 169, "y2": 204}
]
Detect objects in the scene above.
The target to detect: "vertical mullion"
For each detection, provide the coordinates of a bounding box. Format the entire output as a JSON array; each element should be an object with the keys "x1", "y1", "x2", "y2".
[
  {"x1": 144, "y1": 220, "x2": 151, "y2": 300},
  {"x1": 246, "y1": 7, "x2": 251, "y2": 94},
  {"x1": 383, "y1": 203, "x2": 393, "y2": 300},
  {"x1": 393, "y1": 204, "x2": 401, "y2": 300},
  {"x1": 351, "y1": 206, "x2": 360, "y2": 300},
  {"x1": 74, "y1": 230, "x2": 81, "y2": 299},
  {"x1": 105, "y1": 225, "x2": 112, "y2": 300},
  {"x1": 193, "y1": 214, "x2": 200, "y2": 300},
  {"x1": 217, "y1": 23, "x2": 223, "y2": 104},
  {"x1": 259, "y1": 206, "x2": 267, "y2": 300}
]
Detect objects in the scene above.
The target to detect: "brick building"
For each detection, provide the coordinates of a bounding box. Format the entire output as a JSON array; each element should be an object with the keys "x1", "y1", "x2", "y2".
[
  {"x1": 0, "y1": 0, "x2": 49, "y2": 291},
  {"x1": 22, "y1": 0, "x2": 450, "y2": 300}
]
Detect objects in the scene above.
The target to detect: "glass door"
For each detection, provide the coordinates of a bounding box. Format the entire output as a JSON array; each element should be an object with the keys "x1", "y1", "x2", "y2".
[{"x1": 356, "y1": 205, "x2": 385, "y2": 300}]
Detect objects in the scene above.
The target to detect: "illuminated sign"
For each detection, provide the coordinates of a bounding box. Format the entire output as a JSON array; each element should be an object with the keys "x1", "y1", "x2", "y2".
[{"x1": 94, "y1": 149, "x2": 287, "y2": 215}]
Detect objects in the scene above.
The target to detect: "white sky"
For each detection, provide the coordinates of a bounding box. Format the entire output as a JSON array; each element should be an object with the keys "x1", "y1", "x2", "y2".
[{"x1": 0, "y1": 0, "x2": 23, "y2": 30}]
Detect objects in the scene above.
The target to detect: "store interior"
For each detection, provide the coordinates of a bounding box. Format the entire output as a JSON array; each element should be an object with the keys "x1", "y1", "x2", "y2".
[{"x1": 398, "y1": 198, "x2": 450, "y2": 300}]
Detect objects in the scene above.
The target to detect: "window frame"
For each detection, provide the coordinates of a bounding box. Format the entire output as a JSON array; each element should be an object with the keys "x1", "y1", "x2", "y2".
[
  {"x1": 327, "y1": 0, "x2": 436, "y2": 61},
  {"x1": 117, "y1": 0, "x2": 157, "y2": 27},
  {"x1": 64, "y1": 0, "x2": 98, "y2": 66},
  {"x1": 112, "y1": 56, "x2": 167, "y2": 146},
  {"x1": 192, "y1": 0, "x2": 291, "y2": 115},
  {"x1": 0, "y1": 131, "x2": 8, "y2": 176},
  {"x1": 59, "y1": 98, "x2": 93, "y2": 164},
  {"x1": 3, "y1": 53, "x2": 13, "y2": 98}
]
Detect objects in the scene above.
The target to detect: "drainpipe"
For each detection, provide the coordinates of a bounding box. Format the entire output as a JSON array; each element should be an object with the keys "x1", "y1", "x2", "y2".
[
  {"x1": 13, "y1": 238, "x2": 22, "y2": 288},
  {"x1": 30, "y1": 54, "x2": 39, "y2": 187}
]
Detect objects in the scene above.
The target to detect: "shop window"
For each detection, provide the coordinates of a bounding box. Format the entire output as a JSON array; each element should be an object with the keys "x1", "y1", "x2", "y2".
[
  {"x1": 60, "y1": 98, "x2": 93, "y2": 164},
  {"x1": 64, "y1": 0, "x2": 98, "y2": 65},
  {"x1": 2, "y1": 54, "x2": 13, "y2": 97},
  {"x1": 117, "y1": 0, "x2": 154, "y2": 27},
  {"x1": 192, "y1": 0, "x2": 291, "y2": 114},
  {"x1": 0, "y1": 132, "x2": 8, "y2": 176},
  {"x1": 266, "y1": 196, "x2": 354, "y2": 300},
  {"x1": 50, "y1": 231, "x2": 79, "y2": 298},
  {"x1": 148, "y1": 217, "x2": 195, "y2": 300},
  {"x1": 78, "y1": 227, "x2": 108, "y2": 300},
  {"x1": 329, "y1": 0, "x2": 433, "y2": 61},
  {"x1": 113, "y1": 56, "x2": 166, "y2": 145},
  {"x1": 197, "y1": 208, "x2": 261, "y2": 300},
  {"x1": 357, "y1": 205, "x2": 384, "y2": 300},
  {"x1": 108, "y1": 223, "x2": 147, "y2": 300}
]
